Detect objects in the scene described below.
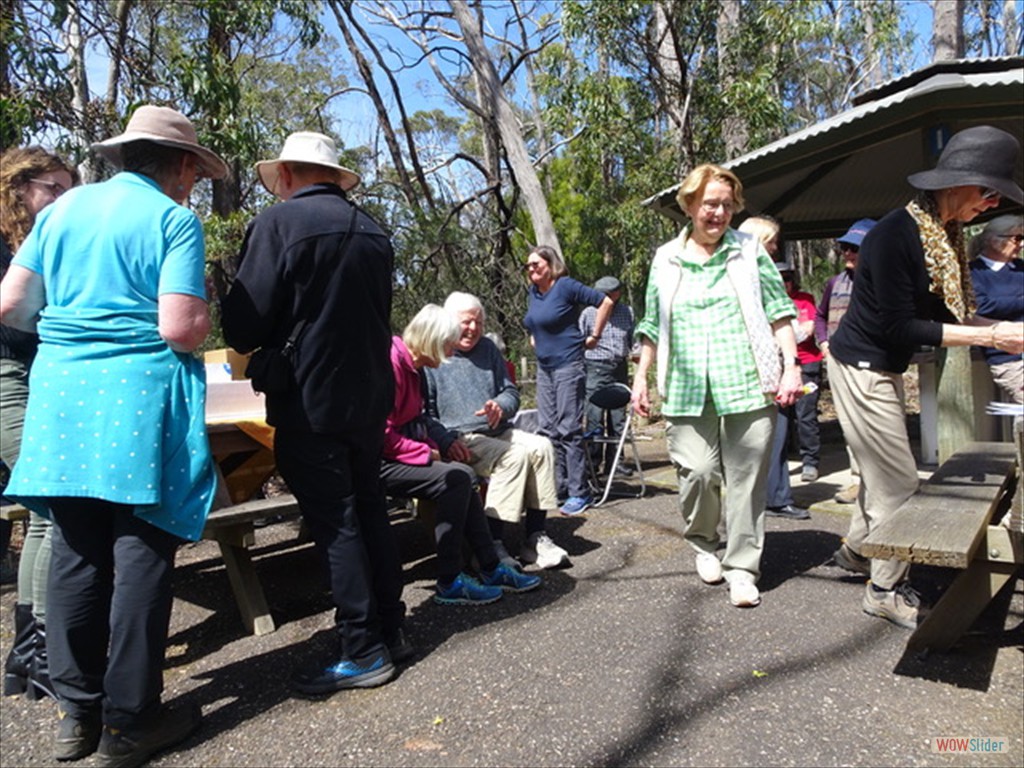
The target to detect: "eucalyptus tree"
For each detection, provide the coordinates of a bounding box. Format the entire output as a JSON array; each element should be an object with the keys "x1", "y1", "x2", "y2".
[
  {"x1": 963, "y1": 0, "x2": 1022, "y2": 56},
  {"x1": 3, "y1": 0, "x2": 330, "y2": 207},
  {"x1": 325, "y1": 0, "x2": 566, "y2": 347}
]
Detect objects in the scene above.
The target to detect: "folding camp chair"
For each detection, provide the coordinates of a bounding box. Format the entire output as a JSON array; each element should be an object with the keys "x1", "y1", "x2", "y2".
[{"x1": 582, "y1": 383, "x2": 646, "y2": 507}]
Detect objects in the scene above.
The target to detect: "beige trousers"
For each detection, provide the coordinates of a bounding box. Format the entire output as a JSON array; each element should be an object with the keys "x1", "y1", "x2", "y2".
[
  {"x1": 666, "y1": 401, "x2": 774, "y2": 583},
  {"x1": 463, "y1": 429, "x2": 559, "y2": 522},
  {"x1": 827, "y1": 358, "x2": 918, "y2": 589}
]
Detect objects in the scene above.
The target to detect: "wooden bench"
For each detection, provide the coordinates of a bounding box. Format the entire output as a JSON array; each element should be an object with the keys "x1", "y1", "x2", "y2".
[
  {"x1": 201, "y1": 494, "x2": 302, "y2": 636},
  {"x1": 1, "y1": 495, "x2": 300, "y2": 637},
  {"x1": 861, "y1": 440, "x2": 1022, "y2": 653},
  {"x1": 0, "y1": 503, "x2": 29, "y2": 523}
]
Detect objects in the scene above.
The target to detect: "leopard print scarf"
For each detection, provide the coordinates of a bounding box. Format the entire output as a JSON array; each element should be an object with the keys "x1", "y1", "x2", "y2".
[{"x1": 905, "y1": 192, "x2": 974, "y2": 321}]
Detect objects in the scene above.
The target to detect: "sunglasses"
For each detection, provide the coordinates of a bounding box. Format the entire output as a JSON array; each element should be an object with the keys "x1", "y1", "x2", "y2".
[
  {"x1": 29, "y1": 178, "x2": 69, "y2": 197},
  {"x1": 1000, "y1": 234, "x2": 1024, "y2": 244},
  {"x1": 524, "y1": 261, "x2": 545, "y2": 272}
]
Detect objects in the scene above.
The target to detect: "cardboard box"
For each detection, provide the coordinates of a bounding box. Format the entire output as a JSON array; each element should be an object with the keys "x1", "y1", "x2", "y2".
[
  {"x1": 206, "y1": 380, "x2": 266, "y2": 421},
  {"x1": 204, "y1": 348, "x2": 250, "y2": 381}
]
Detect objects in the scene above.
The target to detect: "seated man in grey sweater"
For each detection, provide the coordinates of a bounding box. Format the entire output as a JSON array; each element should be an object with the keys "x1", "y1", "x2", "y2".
[{"x1": 423, "y1": 292, "x2": 570, "y2": 569}]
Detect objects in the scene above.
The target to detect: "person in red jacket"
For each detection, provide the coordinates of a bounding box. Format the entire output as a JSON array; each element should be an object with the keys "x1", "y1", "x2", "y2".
[{"x1": 780, "y1": 262, "x2": 824, "y2": 483}]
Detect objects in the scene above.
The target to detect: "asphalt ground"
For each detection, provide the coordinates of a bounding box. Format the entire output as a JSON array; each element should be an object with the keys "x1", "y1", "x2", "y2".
[{"x1": 1, "y1": 422, "x2": 1021, "y2": 768}]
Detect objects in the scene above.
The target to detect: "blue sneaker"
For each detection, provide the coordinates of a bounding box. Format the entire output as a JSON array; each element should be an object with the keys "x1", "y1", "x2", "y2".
[
  {"x1": 481, "y1": 562, "x2": 542, "y2": 593},
  {"x1": 435, "y1": 573, "x2": 503, "y2": 605},
  {"x1": 560, "y1": 496, "x2": 591, "y2": 516},
  {"x1": 290, "y1": 654, "x2": 395, "y2": 695}
]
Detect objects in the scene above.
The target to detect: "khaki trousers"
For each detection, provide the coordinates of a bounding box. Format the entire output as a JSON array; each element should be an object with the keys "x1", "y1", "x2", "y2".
[
  {"x1": 463, "y1": 429, "x2": 559, "y2": 522},
  {"x1": 666, "y1": 401, "x2": 774, "y2": 582},
  {"x1": 827, "y1": 358, "x2": 918, "y2": 589}
]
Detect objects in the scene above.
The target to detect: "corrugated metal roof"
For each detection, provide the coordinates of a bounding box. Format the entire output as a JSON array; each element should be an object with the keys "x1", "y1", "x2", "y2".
[{"x1": 643, "y1": 58, "x2": 1024, "y2": 240}]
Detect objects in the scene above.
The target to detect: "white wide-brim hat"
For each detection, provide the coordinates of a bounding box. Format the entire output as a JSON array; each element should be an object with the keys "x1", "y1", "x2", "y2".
[
  {"x1": 254, "y1": 132, "x2": 361, "y2": 194},
  {"x1": 91, "y1": 105, "x2": 228, "y2": 179}
]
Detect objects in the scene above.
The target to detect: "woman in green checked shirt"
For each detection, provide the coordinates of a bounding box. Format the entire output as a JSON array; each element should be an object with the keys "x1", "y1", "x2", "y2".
[{"x1": 631, "y1": 164, "x2": 802, "y2": 609}]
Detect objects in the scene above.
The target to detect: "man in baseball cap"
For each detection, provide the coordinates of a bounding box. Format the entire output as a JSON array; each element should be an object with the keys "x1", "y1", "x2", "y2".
[
  {"x1": 815, "y1": 217, "x2": 876, "y2": 504},
  {"x1": 579, "y1": 275, "x2": 635, "y2": 476}
]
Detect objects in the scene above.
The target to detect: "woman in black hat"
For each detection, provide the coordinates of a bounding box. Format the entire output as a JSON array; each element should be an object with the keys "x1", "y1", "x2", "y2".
[{"x1": 826, "y1": 125, "x2": 1024, "y2": 631}]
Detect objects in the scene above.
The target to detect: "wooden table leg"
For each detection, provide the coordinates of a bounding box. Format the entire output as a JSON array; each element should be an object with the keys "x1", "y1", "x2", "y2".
[
  {"x1": 907, "y1": 560, "x2": 1017, "y2": 653},
  {"x1": 213, "y1": 524, "x2": 276, "y2": 636}
]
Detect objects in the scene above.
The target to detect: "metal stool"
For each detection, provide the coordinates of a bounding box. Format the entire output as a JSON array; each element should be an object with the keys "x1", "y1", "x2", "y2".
[{"x1": 582, "y1": 383, "x2": 646, "y2": 506}]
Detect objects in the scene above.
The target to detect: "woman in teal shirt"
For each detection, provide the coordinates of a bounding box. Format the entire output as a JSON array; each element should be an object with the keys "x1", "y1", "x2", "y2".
[{"x1": 0, "y1": 106, "x2": 226, "y2": 766}]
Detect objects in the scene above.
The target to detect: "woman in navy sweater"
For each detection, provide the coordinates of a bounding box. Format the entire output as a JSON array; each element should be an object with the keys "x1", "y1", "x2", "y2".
[{"x1": 523, "y1": 246, "x2": 613, "y2": 516}]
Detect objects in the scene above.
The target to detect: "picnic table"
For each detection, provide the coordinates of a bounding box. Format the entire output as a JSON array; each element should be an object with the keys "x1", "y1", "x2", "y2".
[
  {"x1": 861, "y1": 432, "x2": 1022, "y2": 653},
  {"x1": 204, "y1": 382, "x2": 300, "y2": 636}
]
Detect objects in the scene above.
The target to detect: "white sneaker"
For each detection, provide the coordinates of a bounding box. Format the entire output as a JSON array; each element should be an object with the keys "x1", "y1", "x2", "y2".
[
  {"x1": 729, "y1": 575, "x2": 761, "y2": 607},
  {"x1": 695, "y1": 552, "x2": 723, "y2": 584},
  {"x1": 521, "y1": 532, "x2": 570, "y2": 569}
]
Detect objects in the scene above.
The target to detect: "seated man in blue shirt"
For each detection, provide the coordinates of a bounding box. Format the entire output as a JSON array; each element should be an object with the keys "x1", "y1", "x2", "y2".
[
  {"x1": 969, "y1": 214, "x2": 1023, "y2": 406},
  {"x1": 423, "y1": 292, "x2": 571, "y2": 570}
]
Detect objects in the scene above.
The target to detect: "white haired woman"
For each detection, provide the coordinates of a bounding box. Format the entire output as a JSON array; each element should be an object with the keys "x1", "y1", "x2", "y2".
[
  {"x1": 381, "y1": 304, "x2": 542, "y2": 604},
  {"x1": 827, "y1": 126, "x2": 1024, "y2": 630},
  {"x1": 968, "y1": 213, "x2": 1024, "y2": 405},
  {"x1": 632, "y1": 164, "x2": 802, "y2": 609}
]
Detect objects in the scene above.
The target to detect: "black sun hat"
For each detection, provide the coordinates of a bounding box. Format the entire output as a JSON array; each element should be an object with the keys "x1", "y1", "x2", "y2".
[{"x1": 906, "y1": 125, "x2": 1022, "y2": 204}]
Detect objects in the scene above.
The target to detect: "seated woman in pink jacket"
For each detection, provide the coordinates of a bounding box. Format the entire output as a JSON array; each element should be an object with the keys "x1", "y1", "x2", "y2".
[{"x1": 381, "y1": 304, "x2": 541, "y2": 604}]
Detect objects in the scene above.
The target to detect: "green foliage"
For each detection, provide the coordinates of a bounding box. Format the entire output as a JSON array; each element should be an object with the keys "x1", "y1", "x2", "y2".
[
  {"x1": 0, "y1": 0, "x2": 73, "y2": 148},
  {"x1": 201, "y1": 209, "x2": 252, "y2": 352}
]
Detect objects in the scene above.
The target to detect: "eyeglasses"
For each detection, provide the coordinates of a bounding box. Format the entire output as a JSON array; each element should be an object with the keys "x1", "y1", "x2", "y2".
[
  {"x1": 980, "y1": 187, "x2": 1000, "y2": 201},
  {"x1": 29, "y1": 178, "x2": 69, "y2": 197},
  {"x1": 999, "y1": 234, "x2": 1024, "y2": 244},
  {"x1": 699, "y1": 199, "x2": 735, "y2": 214},
  {"x1": 524, "y1": 261, "x2": 545, "y2": 272}
]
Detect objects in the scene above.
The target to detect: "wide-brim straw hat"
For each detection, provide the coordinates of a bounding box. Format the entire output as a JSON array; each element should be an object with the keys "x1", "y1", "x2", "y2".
[
  {"x1": 907, "y1": 125, "x2": 1022, "y2": 204},
  {"x1": 255, "y1": 132, "x2": 360, "y2": 194},
  {"x1": 91, "y1": 105, "x2": 228, "y2": 180}
]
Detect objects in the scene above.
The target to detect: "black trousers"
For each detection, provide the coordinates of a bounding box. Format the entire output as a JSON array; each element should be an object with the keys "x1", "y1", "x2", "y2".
[
  {"x1": 380, "y1": 459, "x2": 498, "y2": 584},
  {"x1": 274, "y1": 429, "x2": 405, "y2": 662},
  {"x1": 47, "y1": 499, "x2": 181, "y2": 730}
]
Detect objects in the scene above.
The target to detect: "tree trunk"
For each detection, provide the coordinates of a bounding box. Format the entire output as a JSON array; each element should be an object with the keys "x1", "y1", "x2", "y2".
[
  {"x1": 207, "y1": 9, "x2": 240, "y2": 216},
  {"x1": 717, "y1": 0, "x2": 748, "y2": 159},
  {"x1": 932, "y1": 0, "x2": 965, "y2": 61},
  {"x1": 652, "y1": 0, "x2": 689, "y2": 175},
  {"x1": 64, "y1": 1, "x2": 98, "y2": 182},
  {"x1": 1001, "y1": 0, "x2": 1020, "y2": 56},
  {"x1": 105, "y1": 0, "x2": 132, "y2": 107},
  {"x1": 451, "y1": 0, "x2": 561, "y2": 255},
  {"x1": 860, "y1": 0, "x2": 881, "y2": 88}
]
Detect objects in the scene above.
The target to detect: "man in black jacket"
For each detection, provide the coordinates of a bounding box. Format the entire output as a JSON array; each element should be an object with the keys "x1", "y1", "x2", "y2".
[{"x1": 221, "y1": 132, "x2": 408, "y2": 694}]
